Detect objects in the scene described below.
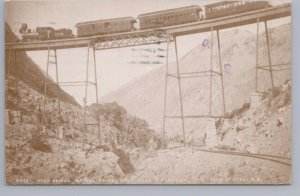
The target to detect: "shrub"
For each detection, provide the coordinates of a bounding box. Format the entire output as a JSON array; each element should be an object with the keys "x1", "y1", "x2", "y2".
[
  {"x1": 30, "y1": 133, "x2": 52, "y2": 153},
  {"x1": 225, "y1": 102, "x2": 250, "y2": 119},
  {"x1": 215, "y1": 118, "x2": 222, "y2": 129},
  {"x1": 270, "y1": 87, "x2": 281, "y2": 100}
]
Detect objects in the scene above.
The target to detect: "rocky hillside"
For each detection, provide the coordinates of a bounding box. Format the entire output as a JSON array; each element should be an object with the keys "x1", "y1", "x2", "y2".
[
  {"x1": 6, "y1": 76, "x2": 160, "y2": 184},
  {"x1": 5, "y1": 22, "x2": 163, "y2": 184},
  {"x1": 123, "y1": 80, "x2": 292, "y2": 184},
  {"x1": 87, "y1": 103, "x2": 160, "y2": 149},
  {"x1": 5, "y1": 23, "x2": 78, "y2": 106},
  {"x1": 218, "y1": 80, "x2": 291, "y2": 157},
  {"x1": 102, "y1": 23, "x2": 291, "y2": 136}
]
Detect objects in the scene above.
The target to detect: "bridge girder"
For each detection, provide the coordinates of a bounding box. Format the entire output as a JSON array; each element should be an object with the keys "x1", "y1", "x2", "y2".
[{"x1": 90, "y1": 30, "x2": 173, "y2": 50}]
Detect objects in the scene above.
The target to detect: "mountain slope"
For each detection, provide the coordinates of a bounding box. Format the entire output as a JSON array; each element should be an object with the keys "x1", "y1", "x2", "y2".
[
  {"x1": 102, "y1": 23, "x2": 291, "y2": 135},
  {"x1": 5, "y1": 23, "x2": 79, "y2": 106},
  {"x1": 6, "y1": 76, "x2": 160, "y2": 183}
]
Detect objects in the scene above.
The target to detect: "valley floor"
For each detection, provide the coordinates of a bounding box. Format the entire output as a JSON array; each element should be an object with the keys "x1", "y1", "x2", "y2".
[
  {"x1": 6, "y1": 127, "x2": 291, "y2": 185},
  {"x1": 128, "y1": 146, "x2": 291, "y2": 184}
]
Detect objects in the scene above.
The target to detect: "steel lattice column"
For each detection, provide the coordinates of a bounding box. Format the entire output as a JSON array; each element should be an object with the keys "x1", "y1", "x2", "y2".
[
  {"x1": 216, "y1": 29, "x2": 226, "y2": 115},
  {"x1": 42, "y1": 47, "x2": 61, "y2": 132},
  {"x1": 82, "y1": 44, "x2": 101, "y2": 151},
  {"x1": 255, "y1": 18, "x2": 290, "y2": 93},
  {"x1": 161, "y1": 40, "x2": 170, "y2": 149},
  {"x1": 161, "y1": 28, "x2": 227, "y2": 149},
  {"x1": 174, "y1": 36, "x2": 186, "y2": 147}
]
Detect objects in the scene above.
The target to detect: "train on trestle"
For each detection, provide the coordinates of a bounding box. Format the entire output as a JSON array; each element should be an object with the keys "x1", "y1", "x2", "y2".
[{"x1": 19, "y1": 1, "x2": 271, "y2": 41}]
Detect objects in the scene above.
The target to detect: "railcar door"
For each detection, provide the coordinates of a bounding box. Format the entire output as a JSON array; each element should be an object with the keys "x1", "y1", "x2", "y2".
[{"x1": 105, "y1": 22, "x2": 111, "y2": 34}]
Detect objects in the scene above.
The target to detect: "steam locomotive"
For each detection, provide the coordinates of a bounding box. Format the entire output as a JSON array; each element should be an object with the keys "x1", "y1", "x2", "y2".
[
  {"x1": 19, "y1": 1, "x2": 271, "y2": 41},
  {"x1": 19, "y1": 23, "x2": 74, "y2": 41}
]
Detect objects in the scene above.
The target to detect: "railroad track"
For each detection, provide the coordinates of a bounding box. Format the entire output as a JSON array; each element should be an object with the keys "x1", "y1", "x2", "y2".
[{"x1": 192, "y1": 147, "x2": 291, "y2": 166}]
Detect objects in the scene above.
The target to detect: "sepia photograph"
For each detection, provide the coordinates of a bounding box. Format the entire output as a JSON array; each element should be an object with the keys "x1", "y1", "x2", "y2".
[{"x1": 4, "y1": 0, "x2": 292, "y2": 184}]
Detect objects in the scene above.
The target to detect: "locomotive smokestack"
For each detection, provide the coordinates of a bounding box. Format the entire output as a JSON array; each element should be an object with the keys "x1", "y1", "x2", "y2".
[{"x1": 19, "y1": 23, "x2": 28, "y2": 34}]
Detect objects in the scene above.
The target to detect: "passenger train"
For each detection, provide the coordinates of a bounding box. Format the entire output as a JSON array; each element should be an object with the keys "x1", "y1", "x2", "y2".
[{"x1": 19, "y1": 1, "x2": 271, "y2": 41}]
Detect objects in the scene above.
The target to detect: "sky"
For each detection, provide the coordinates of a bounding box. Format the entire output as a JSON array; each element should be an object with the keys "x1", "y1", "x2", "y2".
[{"x1": 5, "y1": 0, "x2": 291, "y2": 105}]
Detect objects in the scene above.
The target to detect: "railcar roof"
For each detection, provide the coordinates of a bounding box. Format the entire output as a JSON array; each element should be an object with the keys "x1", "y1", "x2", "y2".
[
  {"x1": 76, "y1": 17, "x2": 136, "y2": 27},
  {"x1": 137, "y1": 5, "x2": 202, "y2": 18},
  {"x1": 36, "y1": 27, "x2": 54, "y2": 29},
  {"x1": 204, "y1": 1, "x2": 245, "y2": 8}
]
